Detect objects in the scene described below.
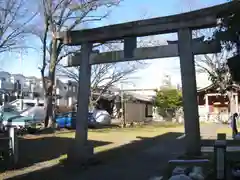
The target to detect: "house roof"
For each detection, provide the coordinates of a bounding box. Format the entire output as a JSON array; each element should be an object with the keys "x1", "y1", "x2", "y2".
[
  {"x1": 11, "y1": 74, "x2": 25, "y2": 78},
  {"x1": 197, "y1": 84, "x2": 240, "y2": 93},
  {"x1": 197, "y1": 84, "x2": 214, "y2": 92},
  {"x1": 65, "y1": 80, "x2": 78, "y2": 86},
  {"x1": 0, "y1": 71, "x2": 11, "y2": 76},
  {"x1": 125, "y1": 92, "x2": 154, "y2": 103},
  {"x1": 92, "y1": 92, "x2": 115, "y2": 101},
  {"x1": 26, "y1": 76, "x2": 41, "y2": 81}
]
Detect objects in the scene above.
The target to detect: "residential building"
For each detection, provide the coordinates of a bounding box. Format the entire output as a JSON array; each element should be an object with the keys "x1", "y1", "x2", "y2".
[
  {"x1": 0, "y1": 71, "x2": 13, "y2": 90},
  {"x1": 0, "y1": 71, "x2": 78, "y2": 106},
  {"x1": 10, "y1": 74, "x2": 26, "y2": 88},
  {"x1": 55, "y1": 80, "x2": 78, "y2": 106},
  {"x1": 0, "y1": 71, "x2": 11, "y2": 82},
  {"x1": 0, "y1": 71, "x2": 155, "y2": 110}
]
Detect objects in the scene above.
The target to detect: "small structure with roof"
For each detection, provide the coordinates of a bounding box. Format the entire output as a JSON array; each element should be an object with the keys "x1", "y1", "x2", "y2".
[
  {"x1": 113, "y1": 92, "x2": 155, "y2": 124},
  {"x1": 197, "y1": 84, "x2": 239, "y2": 122}
]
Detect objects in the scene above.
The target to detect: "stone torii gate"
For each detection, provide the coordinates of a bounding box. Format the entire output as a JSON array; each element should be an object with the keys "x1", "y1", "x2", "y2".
[{"x1": 55, "y1": 1, "x2": 238, "y2": 161}]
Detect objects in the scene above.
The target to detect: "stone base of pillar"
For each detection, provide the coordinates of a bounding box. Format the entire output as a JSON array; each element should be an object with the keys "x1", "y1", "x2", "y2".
[
  {"x1": 185, "y1": 135, "x2": 201, "y2": 157},
  {"x1": 185, "y1": 148, "x2": 202, "y2": 157},
  {"x1": 67, "y1": 143, "x2": 94, "y2": 165}
]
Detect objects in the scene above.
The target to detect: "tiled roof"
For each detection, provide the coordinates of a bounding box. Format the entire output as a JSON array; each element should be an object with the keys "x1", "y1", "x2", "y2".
[
  {"x1": 11, "y1": 73, "x2": 25, "y2": 77},
  {"x1": 197, "y1": 84, "x2": 240, "y2": 93},
  {"x1": 125, "y1": 91, "x2": 154, "y2": 102}
]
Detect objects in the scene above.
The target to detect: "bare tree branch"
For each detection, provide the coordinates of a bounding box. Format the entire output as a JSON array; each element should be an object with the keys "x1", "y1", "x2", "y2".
[
  {"x1": 0, "y1": 0, "x2": 37, "y2": 53},
  {"x1": 30, "y1": 0, "x2": 121, "y2": 127}
]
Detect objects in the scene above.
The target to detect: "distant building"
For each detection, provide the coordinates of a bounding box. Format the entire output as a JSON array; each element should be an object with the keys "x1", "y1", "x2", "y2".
[
  {"x1": 161, "y1": 74, "x2": 172, "y2": 87},
  {"x1": 0, "y1": 71, "x2": 13, "y2": 90},
  {"x1": 0, "y1": 71, "x2": 80, "y2": 106}
]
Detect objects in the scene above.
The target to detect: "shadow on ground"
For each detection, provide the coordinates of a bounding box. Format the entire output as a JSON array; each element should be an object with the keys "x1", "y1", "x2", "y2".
[
  {"x1": 4, "y1": 132, "x2": 185, "y2": 180},
  {"x1": 0, "y1": 135, "x2": 111, "y2": 173}
]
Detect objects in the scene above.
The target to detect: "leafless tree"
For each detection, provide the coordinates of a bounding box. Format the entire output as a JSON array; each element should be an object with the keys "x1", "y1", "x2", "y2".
[
  {"x1": 179, "y1": 0, "x2": 238, "y2": 114},
  {"x1": 193, "y1": 29, "x2": 237, "y2": 114},
  {"x1": 58, "y1": 61, "x2": 146, "y2": 104},
  {"x1": 30, "y1": 0, "x2": 121, "y2": 127},
  {"x1": 0, "y1": 0, "x2": 37, "y2": 54},
  {"x1": 57, "y1": 35, "x2": 167, "y2": 106}
]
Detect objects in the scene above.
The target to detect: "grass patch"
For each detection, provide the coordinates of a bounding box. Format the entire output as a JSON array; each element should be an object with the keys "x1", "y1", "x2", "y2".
[{"x1": 88, "y1": 121, "x2": 183, "y2": 133}]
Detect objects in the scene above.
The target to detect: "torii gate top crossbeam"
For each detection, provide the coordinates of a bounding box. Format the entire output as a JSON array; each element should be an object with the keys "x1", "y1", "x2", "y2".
[{"x1": 55, "y1": 1, "x2": 239, "y2": 45}]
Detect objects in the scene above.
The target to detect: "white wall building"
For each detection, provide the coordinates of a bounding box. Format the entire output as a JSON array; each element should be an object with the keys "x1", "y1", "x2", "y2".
[
  {"x1": 0, "y1": 71, "x2": 78, "y2": 106},
  {"x1": 0, "y1": 71, "x2": 14, "y2": 90},
  {"x1": 10, "y1": 74, "x2": 25, "y2": 85}
]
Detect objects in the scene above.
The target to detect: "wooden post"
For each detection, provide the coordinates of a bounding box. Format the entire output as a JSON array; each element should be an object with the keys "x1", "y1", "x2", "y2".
[
  {"x1": 205, "y1": 94, "x2": 209, "y2": 121},
  {"x1": 68, "y1": 42, "x2": 93, "y2": 162},
  {"x1": 235, "y1": 95, "x2": 238, "y2": 113},
  {"x1": 214, "y1": 133, "x2": 226, "y2": 179},
  {"x1": 9, "y1": 127, "x2": 18, "y2": 164},
  {"x1": 178, "y1": 28, "x2": 201, "y2": 156}
]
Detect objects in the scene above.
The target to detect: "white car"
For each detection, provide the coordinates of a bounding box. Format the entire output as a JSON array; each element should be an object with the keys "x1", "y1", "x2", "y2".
[
  {"x1": 20, "y1": 106, "x2": 45, "y2": 124},
  {"x1": 0, "y1": 104, "x2": 45, "y2": 130},
  {"x1": 92, "y1": 108, "x2": 111, "y2": 125}
]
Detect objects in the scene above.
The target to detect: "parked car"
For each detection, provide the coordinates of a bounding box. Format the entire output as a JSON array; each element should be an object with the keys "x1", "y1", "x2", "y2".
[
  {"x1": 20, "y1": 106, "x2": 45, "y2": 124},
  {"x1": 55, "y1": 111, "x2": 96, "y2": 129},
  {"x1": 8, "y1": 99, "x2": 44, "y2": 112},
  {"x1": 0, "y1": 107, "x2": 37, "y2": 133}
]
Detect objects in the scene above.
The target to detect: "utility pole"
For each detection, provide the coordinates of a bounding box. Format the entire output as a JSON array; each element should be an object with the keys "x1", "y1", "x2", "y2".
[
  {"x1": 2, "y1": 94, "x2": 5, "y2": 106},
  {"x1": 19, "y1": 50, "x2": 24, "y2": 111},
  {"x1": 120, "y1": 82, "x2": 126, "y2": 127}
]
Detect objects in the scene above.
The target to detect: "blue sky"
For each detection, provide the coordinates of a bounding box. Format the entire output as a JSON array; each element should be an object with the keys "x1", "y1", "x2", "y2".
[{"x1": 1, "y1": 0, "x2": 227, "y2": 89}]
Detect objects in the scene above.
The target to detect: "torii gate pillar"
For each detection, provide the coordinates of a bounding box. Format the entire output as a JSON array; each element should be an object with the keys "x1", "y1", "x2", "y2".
[
  {"x1": 178, "y1": 28, "x2": 201, "y2": 155},
  {"x1": 67, "y1": 42, "x2": 94, "y2": 162}
]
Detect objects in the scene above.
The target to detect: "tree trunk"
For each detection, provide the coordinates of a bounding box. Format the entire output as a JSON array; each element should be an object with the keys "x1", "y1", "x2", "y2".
[
  {"x1": 44, "y1": 95, "x2": 49, "y2": 127},
  {"x1": 227, "y1": 90, "x2": 236, "y2": 115},
  {"x1": 44, "y1": 39, "x2": 58, "y2": 128},
  {"x1": 44, "y1": 80, "x2": 54, "y2": 128},
  {"x1": 46, "y1": 93, "x2": 54, "y2": 128}
]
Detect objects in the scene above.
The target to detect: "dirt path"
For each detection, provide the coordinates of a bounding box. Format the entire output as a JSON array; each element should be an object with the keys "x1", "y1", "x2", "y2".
[
  {"x1": 77, "y1": 123, "x2": 225, "y2": 180},
  {"x1": 4, "y1": 131, "x2": 184, "y2": 180},
  {"x1": 73, "y1": 132, "x2": 186, "y2": 180},
  {"x1": 201, "y1": 123, "x2": 230, "y2": 139}
]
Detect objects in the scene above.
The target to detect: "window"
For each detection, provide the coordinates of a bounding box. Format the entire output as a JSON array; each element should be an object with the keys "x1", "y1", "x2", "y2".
[
  {"x1": 73, "y1": 86, "x2": 76, "y2": 92},
  {"x1": 1, "y1": 77, "x2": 6, "y2": 81},
  {"x1": 3, "y1": 107, "x2": 16, "y2": 112},
  {"x1": 25, "y1": 103, "x2": 35, "y2": 107}
]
